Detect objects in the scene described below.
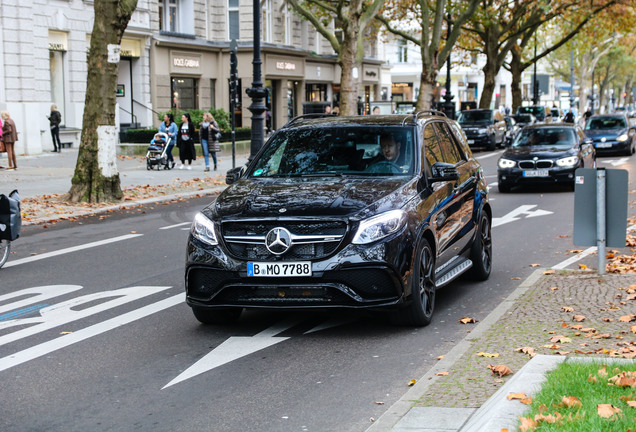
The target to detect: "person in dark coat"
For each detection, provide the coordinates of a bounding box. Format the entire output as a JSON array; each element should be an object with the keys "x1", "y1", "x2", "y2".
[
  {"x1": 177, "y1": 113, "x2": 196, "y2": 169},
  {"x1": 1, "y1": 111, "x2": 19, "y2": 170},
  {"x1": 563, "y1": 110, "x2": 575, "y2": 124},
  {"x1": 47, "y1": 104, "x2": 62, "y2": 152}
]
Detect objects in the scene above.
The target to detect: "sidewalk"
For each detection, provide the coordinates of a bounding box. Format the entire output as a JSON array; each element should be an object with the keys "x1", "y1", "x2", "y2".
[{"x1": 0, "y1": 145, "x2": 249, "y2": 225}]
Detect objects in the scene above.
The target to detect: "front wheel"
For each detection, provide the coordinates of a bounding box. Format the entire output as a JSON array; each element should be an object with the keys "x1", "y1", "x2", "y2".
[
  {"x1": 192, "y1": 307, "x2": 243, "y2": 325},
  {"x1": 393, "y1": 239, "x2": 436, "y2": 327},
  {"x1": 0, "y1": 240, "x2": 11, "y2": 268},
  {"x1": 466, "y1": 213, "x2": 492, "y2": 281}
]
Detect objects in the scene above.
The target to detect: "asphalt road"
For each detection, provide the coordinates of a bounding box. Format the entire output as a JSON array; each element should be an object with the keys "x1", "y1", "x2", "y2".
[{"x1": 1, "y1": 151, "x2": 634, "y2": 432}]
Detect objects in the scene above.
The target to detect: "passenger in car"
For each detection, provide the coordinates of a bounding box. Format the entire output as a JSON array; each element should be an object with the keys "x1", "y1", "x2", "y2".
[{"x1": 366, "y1": 133, "x2": 409, "y2": 173}]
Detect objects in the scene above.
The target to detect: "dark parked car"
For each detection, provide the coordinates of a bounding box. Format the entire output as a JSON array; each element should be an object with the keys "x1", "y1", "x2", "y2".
[
  {"x1": 517, "y1": 106, "x2": 547, "y2": 122},
  {"x1": 185, "y1": 113, "x2": 492, "y2": 327},
  {"x1": 512, "y1": 113, "x2": 536, "y2": 129},
  {"x1": 497, "y1": 123, "x2": 596, "y2": 193},
  {"x1": 584, "y1": 114, "x2": 635, "y2": 156},
  {"x1": 457, "y1": 109, "x2": 506, "y2": 150}
]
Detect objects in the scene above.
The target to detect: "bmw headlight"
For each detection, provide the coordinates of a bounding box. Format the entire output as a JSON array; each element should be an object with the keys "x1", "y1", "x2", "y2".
[
  {"x1": 498, "y1": 158, "x2": 516, "y2": 169},
  {"x1": 190, "y1": 212, "x2": 218, "y2": 246},
  {"x1": 352, "y1": 210, "x2": 407, "y2": 244},
  {"x1": 617, "y1": 134, "x2": 628, "y2": 142},
  {"x1": 556, "y1": 156, "x2": 579, "y2": 167}
]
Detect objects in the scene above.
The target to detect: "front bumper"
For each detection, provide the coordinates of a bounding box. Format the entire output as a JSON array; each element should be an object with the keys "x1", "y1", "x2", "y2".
[
  {"x1": 185, "y1": 234, "x2": 412, "y2": 310},
  {"x1": 592, "y1": 140, "x2": 630, "y2": 154},
  {"x1": 497, "y1": 166, "x2": 577, "y2": 187},
  {"x1": 464, "y1": 132, "x2": 495, "y2": 148}
]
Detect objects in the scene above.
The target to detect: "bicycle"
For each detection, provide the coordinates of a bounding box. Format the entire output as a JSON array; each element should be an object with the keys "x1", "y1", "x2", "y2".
[{"x1": 0, "y1": 190, "x2": 21, "y2": 269}]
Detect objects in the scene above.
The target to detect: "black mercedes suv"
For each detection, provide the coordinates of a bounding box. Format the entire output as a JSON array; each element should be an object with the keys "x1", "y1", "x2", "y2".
[{"x1": 185, "y1": 112, "x2": 492, "y2": 327}]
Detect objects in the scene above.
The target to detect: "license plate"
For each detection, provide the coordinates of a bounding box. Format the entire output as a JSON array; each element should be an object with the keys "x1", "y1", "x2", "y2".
[
  {"x1": 523, "y1": 170, "x2": 549, "y2": 177},
  {"x1": 247, "y1": 261, "x2": 312, "y2": 277},
  {"x1": 467, "y1": 139, "x2": 475, "y2": 144},
  {"x1": 596, "y1": 142, "x2": 612, "y2": 148}
]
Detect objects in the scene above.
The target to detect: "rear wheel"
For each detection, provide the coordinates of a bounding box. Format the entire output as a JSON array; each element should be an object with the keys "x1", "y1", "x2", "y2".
[
  {"x1": 146, "y1": 160, "x2": 152, "y2": 170},
  {"x1": 466, "y1": 213, "x2": 492, "y2": 281},
  {"x1": 394, "y1": 239, "x2": 435, "y2": 327},
  {"x1": 192, "y1": 307, "x2": 243, "y2": 325},
  {"x1": 0, "y1": 240, "x2": 10, "y2": 268}
]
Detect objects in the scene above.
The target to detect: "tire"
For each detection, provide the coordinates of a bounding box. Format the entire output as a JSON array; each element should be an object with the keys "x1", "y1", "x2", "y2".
[
  {"x1": 146, "y1": 160, "x2": 152, "y2": 170},
  {"x1": 393, "y1": 239, "x2": 436, "y2": 327},
  {"x1": 192, "y1": 307, "x2": 243, "y2": 325},
  {"x1": 498, "y1": 182, "x2": 511, "y2": 193},
  {"x1": 0, "y1": 240, "x2": 10, "y2": 268},
  {"x1": 466, "y1": 213, "x2": 492, "y2": 281}
]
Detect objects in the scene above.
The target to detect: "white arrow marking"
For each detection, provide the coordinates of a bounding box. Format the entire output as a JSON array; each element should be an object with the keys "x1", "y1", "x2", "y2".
[
  {"x1": 163, "y1": 318, "x2": 299, "y2": 389},
  {"x1": 492, "y1": 205, "x2": 553, "y2": 228},
  {"x1": 304, "y1": 318, "x2": 356, "y2": 334},
  {"x1": 600, "y1": 158, "x2": 628, "y2": 167}
]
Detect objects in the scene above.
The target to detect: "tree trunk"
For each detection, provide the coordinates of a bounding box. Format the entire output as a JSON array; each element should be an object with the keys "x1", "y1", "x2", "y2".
[
  {"x1": 68, "y1": 0, "x2": 137, "y2": 203},
  {"x1": 509, "y1": 47, "x2": 523, "y2": 112},
  {"x1": 416, "y1": 44, "x2": 438, "y2": 111},
  {"x1": 479, "y1": 29, "x2": 500, "y2": 109},
  {"x1": 339, "y1": 34, "x2": 361, "y2": 116}
]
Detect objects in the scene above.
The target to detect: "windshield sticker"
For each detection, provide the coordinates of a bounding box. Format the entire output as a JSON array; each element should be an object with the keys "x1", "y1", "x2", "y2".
[{"x1": 253, "y1": 169, "x2": 264, "y2": 176}]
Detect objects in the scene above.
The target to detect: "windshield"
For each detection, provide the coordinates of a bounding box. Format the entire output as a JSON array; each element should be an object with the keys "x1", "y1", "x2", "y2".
[
  {"x1": 457, "y1": 110, "x2": 493, "y2": 124},
  {"x1": 517, "y1": 107, "x2": 545, "y2": 121},
  {"x1": 585, "y1": 117, "x2": 627, "y2": 130},
  {"x1": 514, "y1": 114, "x2": 533, "y2": 123},
  {"x1": 512, "y1": 128, "x2": 576, "y2": 149},
  {"x1": 249, "y1": 126, "x2": 415, "y2": 177}
]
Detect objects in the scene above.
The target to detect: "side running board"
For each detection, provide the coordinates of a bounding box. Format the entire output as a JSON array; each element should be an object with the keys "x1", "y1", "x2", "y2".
[{"x1": 435, "y1": 258, "x2": 473, "y2": 288}]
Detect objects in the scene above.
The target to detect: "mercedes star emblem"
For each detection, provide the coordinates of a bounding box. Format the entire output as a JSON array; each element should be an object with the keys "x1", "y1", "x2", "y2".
[{"x1": 265, "y1": 227, "x2": 292, "y2": 255}]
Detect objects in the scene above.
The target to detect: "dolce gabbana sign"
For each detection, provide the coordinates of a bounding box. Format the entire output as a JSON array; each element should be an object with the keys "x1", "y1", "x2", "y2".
[
  {"x1": 266, "y1": 55, "x2": 304, "y2": 77},
  {"x1": 276, "y1": 61, "x2": 296, "y2": 71},
  {"x1": 170, "y1": 51, "x2": 202, "y2": 74}
]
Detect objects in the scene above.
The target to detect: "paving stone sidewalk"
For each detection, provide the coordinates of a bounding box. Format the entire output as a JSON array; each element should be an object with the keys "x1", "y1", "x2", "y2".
[{"x1": 416, "y1": 270, "x2": 636, "y2": 411}]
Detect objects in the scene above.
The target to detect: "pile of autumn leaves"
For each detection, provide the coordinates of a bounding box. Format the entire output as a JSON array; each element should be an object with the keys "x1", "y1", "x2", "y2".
[{"x1": 606, "y1": 234, "x2": 636, "y2": 274}]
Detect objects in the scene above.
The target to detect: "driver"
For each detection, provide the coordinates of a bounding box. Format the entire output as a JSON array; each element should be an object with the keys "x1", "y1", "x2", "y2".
[{"x1": 366, "y1": 133, "x2": 406, "y2": 173}]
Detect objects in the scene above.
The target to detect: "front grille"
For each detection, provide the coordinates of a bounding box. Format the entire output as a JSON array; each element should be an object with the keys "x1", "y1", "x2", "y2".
[
  {"x1": 187, "y1": 268, "x2": 237, "y2": 300},
  {"x1": 222, "y1": 220, "x2": 347, "y2": 260},
  {"x1": 519, "y1": 160, "x2": 553, "y2": 169}
]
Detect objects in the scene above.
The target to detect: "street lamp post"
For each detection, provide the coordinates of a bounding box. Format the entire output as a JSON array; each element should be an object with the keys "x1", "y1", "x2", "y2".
[
  {"x1": 532, "y1": 35, "x2": 539, "y2": 105},
  {"x1": 442, "y1": 12, "x2": 455, "y2": 120},
  {"x1": 245, "y1": 0, "x2": 268, "y2": 161},
  {"x1": 569, "y1": 49, "x2": 575, "y2": 109}
]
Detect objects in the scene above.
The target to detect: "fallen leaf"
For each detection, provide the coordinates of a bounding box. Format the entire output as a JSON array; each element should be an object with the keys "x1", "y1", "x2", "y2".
[
  {"x1": 602, "y1": 318, "x2": 614, "y2": 322},
  {"x1": 550, "y1": 286, "x2": 559, "y2": 291},
  {"x1": 550, "y1": 335, "x2": 572, "y2": 343},
  {"x1": 572, "y1": 315, "x2": 586, "y2": 322},
  {"x1": 516, "y1": 347, "x2": 536, "y2": 357},
  {"x1": 476, "y1": 352, "x2": 500, "y2": 358},
  {"x1": 627, "y1": 401, "x2": 636, "y2": 408},
  {"x1": 435, "y1": 372, "x2": 449, "y2": 376},
  {"x1": 407, "y1": 379, "x2": 417, "y2": 386},
  {"x1": 579, "y1": 264, "x2": 587, "y2": 270},
  {"x1": 529, "y1": 263, "x2": 540, "y2": 267},
  {"x1": 488, "y1": 364, "x2": 513, "y2": 377},
  {"x1": 588, "y1": 374, "x2": 597, "y2": 383},
  {"x1": 561, "y1": 306, "x2": 574, "y2": 312},
  {"x1": 521, "y1": 397, "x2": 532, "y2": 405},
  {"x1": 375, "y1": 401, "x2": 385, "y2": 405},
  {"x1": 561, "y1": 396, "x2": 583, "y2": 408},
  {"x1": 459, "y1": 316, "x2": 476, "y2": 324},
  {"x1": 619, "y1": 315, "x2": 636, "y2": 322},
  {"x1": 631, "y1": 326, "x2": 636, "y2": 334},
  {"x1": 436, "y1": 355, "x2": 445, "y2": 360},
  {"x1": 597, "y1": 404, "x2": 622, "y2": 418},
  {"x1": 518, "y1": 416, "x2": 537, "y2": 431},
  {"x1": 507, "y1": 392, "x2": 528, "y2": 400},
  {"x1": 544, "y1": 269, "x2": 556, "y2": 275}
]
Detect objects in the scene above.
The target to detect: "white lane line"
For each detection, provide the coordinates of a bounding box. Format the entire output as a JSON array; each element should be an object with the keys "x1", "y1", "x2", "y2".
[
  {"x1": 551, "y1": 223, "x2": 636, "y2": 270},
  {"x1": 3, "y1": 234, "x2": 143, "y2": 268},
  {"x1": 475, "y1": 151, "x2": 503, "y2": 160},
  {"x1": 0, "y1": 293, "x2": 183, "y2": 373},
  {"x1": 159, "y1": 222, "x2": 191, "y2": 230}
]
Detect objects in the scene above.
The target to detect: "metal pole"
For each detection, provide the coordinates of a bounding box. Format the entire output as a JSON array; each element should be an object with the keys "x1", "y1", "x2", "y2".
[
  {"x1": 532, "y1": 36, "x2": 538, "y2": 105},
  {"x1": 569, "y1": 49, "x2": 575, "y2": 109},
  {"x1": 442, "y1": 12, "x2": 455, "y2": 120},
  {"x1": 590, "y1": 69, "x2": 595, "y2": 115},
  {"x1": 596, "y1": 168, "x2": 606, "y2": 275},
  {"x1": 246, "y1": 0, "x2": 268, "y2": 161}
]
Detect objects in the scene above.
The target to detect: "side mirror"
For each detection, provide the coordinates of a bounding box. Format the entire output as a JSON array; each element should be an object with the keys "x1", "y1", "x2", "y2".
[
  {"x1": 428, "y1": 162, "x2": 459, "y2": 183},
  {"x1": 226, "y1": 166, "x2": 246, "y2": 185}
]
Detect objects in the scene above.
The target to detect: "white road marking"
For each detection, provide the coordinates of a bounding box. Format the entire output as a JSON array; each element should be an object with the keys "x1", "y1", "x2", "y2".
[
  {"x1": 163, "y1": 318, "x2": 299, "y2": 389},
  {"x1": 3, "y1": 234, "x2": 143, "y2": 268},
  {"x1": 0, "y1": 293, "x2": 182, "y2": 373},
  {"x1": 304, "y1": 318, "x2": 355, "y2": 334},
  {"x1": 492, "y1": 205, "x2": 553, "y2": 228},
  {"x1": 0, "y1": 286, "x2": 172, "y2": 346},
  {"x1": 159, "y1": 222, "x2": 191, "y2": 230},
  {"x1": 475, "y1": 151, "x2": 503, "y2": 160},
  {"x1": 599, "y1": 158, "x2": 628, "y2": 166},
  {"x1": 0, "y1": 285, "x2": 83, "y2": 314}
]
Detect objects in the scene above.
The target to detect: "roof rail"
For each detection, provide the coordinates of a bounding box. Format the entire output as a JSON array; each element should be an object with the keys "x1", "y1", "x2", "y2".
[
  {"x1": 283, "y1": 113, "x2": 335, "y2": 128},
  {"x1": 401, "y1": 110, "x2": 447, "y2": 126}
]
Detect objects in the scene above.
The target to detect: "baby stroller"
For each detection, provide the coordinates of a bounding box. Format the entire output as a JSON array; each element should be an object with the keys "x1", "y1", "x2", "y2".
[
  {"x1": 0, "y1": 190, "x2": 21, "y2": 269},
  {"x1": 146, "y1": 132, "x2": 172, "y2": 170}
]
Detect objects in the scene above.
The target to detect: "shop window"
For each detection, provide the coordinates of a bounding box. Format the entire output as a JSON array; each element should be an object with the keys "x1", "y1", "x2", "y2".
[
  {"x1": 305, "y1": 84, "x2": 327, "y2": 102},
  {"x1": 171, "y1": 77, "x2": 199, "y2": 110},
  {"x1": 398, "y1": 39, "x2": 408, "y2": 63},
  {"x1": 159, "y1": 0, "x2": 194, "y2": 34},
  {"x1": 210, "y1": 79, "x2": 216, "y2": 109},
  {"x1": 281, "y1": 4, "x2": 292, "y2": 45},
  {"x1": 229, "y1": 78, "x2": 242, "y2": 128},
  {"x1": 49, "y1": 50, "x2": 66, "y2": 125},
  {"x1": 229, "y1": 0, "x2": 239, "y2": 40}
]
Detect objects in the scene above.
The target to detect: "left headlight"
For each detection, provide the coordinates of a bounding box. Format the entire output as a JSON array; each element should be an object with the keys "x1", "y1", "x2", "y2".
[
  {"x1": 556, "y1": 156, "x2": 579, "y2": 167},
  {"x1": 352, "y1": 210, "x2": 407, "y2": 244},
  {"x1": 479, "y1": 128, "x2": 489, "y2": 134},
  {"x1": 498, "y1": 158, "x2": 516, "y2": 169},
  {"x1": 190, "y1": 212, "x2": 218, "y2": 246},
  {"x1": 617, "y1": 134, "x2": 628, "y2": 142}
]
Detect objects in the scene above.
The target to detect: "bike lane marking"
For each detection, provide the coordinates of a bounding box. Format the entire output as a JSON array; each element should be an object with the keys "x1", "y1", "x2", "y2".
[
  {"x1": 0, "y1": 292, "x2": 182, "y2": 373},
  {"x1": 3, "y1": 234, "x2": 143, "y2": 268}
]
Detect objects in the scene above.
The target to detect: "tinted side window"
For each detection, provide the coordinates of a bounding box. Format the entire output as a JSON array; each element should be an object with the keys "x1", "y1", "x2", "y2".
[
  {"x1": 422, "y1": 124, "x2": 444, "y2": 176},
  {"x1": 432, "y1": 122, "x2": 463, "y2": 164}
]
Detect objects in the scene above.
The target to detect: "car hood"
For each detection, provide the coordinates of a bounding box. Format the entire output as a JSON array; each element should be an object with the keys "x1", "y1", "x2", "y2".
[
  {"x1": 584, "y1": 129, "x2": 626, "y2": 139},
  {"x1": 208, "y1": 176, "x2": 416, "y2": 219},
  {"x1": 502, "y1": 146, "x2": 576, "y2": 160}
]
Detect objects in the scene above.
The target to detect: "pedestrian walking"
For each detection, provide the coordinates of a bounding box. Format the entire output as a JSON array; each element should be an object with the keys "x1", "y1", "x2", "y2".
[
  {"x1": 46, "y1": 105, "x2": 62, "y2": 152},
  {"x1": 199, "y1": 112, "x2": 214, "y2": 172},
  {"x1": 1, "y1": 111, "x2": 19, "y2": 170},
  {"x1": 177, "y1": 113, "x2": 196, "y2": 170},
  {"x1": 0, "y1": 116, "x2": 4, "y2": 169},
  {"x1": 208, "y1": 113, "x2": 221, "y2": 171},
  {"x1": 563, "y1": 110, "x2": 575, "y2": 124},
  {"x1": 159, "y1": 113, "x2": 178, "y2": 169}
]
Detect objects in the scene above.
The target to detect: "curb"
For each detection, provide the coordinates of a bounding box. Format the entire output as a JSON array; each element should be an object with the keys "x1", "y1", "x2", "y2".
[{"x1": 366, "y1": 268, "x2": 545, "y2": 432}]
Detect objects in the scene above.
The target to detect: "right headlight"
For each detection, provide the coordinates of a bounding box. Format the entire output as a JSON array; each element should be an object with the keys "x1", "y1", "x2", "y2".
[
  {"x1": 352, "y1": 210, "x2": 407, "y2": 244},
  {"x1": 617, "y1": 134, "x2": 628, "y2": 142},
  {"x1": 190, "y1": 212, "x2": 218, "y2": 246},
  {"x1": 498, "y1": 158, "x2": 516, "y2": 169}
]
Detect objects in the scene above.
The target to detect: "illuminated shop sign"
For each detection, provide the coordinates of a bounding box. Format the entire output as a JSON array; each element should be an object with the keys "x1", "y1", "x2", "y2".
[
  {"x1": 173, "y1": 57, "x2": 200, "y2": 68},
  {"x1": 276, "y1": 61, "x2": 296, "y2": 71}
]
